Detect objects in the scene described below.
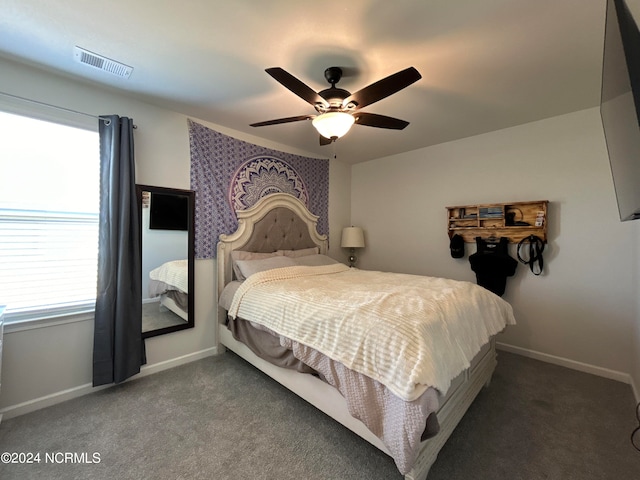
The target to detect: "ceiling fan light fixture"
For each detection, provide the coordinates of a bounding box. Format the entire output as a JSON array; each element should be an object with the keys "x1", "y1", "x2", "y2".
[{"x1": 312, "y1": 111, "x2": 355, "y2": 140}]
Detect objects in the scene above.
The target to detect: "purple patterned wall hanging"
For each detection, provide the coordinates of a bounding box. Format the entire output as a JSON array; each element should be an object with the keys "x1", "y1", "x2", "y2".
[
  {"x1": 229, "y1": 156, "x2": 308, "y2": 212},
  {"x1": 188, "y1": 119, "x2": 329, "y2": 259}
]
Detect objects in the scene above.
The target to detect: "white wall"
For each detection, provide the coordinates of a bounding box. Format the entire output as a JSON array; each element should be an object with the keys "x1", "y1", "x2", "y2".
[
  {"x1": 328, "y1": 159, "x2": 352, "y2": 262},
  {"x1": 634, "y1": 221, "x2": 640, "y2": 399},
  {"x1": 626, "y1": 0, "x2": 640, "y2": 405},
  {"x1": 0, "y1": 56, "x2": 351, "y2": 416},
  {"x1": 352, "y1": 108, "x2": 638, "y2": 388}
]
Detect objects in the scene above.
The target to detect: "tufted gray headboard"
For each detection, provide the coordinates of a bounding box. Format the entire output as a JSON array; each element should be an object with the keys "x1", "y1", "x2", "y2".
[
  {"x1": 239, "y1": 207, "x2": 317, "y2": 253},
  {"x1": 216, "y1": 193, "x2": 328, "y2": 322}
]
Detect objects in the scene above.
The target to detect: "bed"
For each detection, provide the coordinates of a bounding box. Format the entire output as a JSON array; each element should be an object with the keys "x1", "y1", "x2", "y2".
[
  {"x1": 216, "y1": 193, "x2": 515, "y2": 480},
  {"x1": 148, "y1": 259, "x2": 189, "y2": 321}
]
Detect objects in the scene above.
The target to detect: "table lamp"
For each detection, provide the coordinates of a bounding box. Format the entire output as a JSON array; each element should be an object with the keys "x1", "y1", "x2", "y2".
[{"x1": 341, "y1": 226, "x2": 365, "y2": 267}]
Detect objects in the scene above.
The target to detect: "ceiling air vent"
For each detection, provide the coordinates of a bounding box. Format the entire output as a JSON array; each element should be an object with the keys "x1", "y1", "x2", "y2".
[{"x1": 73, "y1": 46, "x2": 133, "y2": 79}]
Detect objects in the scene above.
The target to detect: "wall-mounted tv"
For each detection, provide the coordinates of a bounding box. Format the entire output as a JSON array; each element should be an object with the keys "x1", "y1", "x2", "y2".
[
  {"x1": 600, "y1": 0, "x2": 640, "y2": 221},
  {"x1": 149, "y1": 192, "x2": 189, "y2": 231}
]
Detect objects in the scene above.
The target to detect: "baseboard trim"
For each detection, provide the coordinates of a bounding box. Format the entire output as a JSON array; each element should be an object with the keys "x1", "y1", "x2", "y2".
[
  {"x1": 3, "y1": 343, "x2": 635, "y2": 419},
  {"x1": 496, "y1": 342, "x2": 631, "y2": 385},
  {"x1": 139, "y1": 347, "x2": 218, "y2": 377},
  {"x1": 0, "y1": 346, "x2": 218, "y2": 420}
]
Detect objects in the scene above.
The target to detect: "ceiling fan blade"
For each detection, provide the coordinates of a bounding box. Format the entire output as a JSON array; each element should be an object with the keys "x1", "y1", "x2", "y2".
[
  {"x1": 319, "y1": 135, "x2": 332, "y2": 146},
  {"x1": 342, "y1": 67, "x2": 421, "y2": 110},
  {"x1": 354, "y1": 112, "x2": 410, "y2": 130},
  {"x1": 250, "y1": 115, "x2": 315, "y2": 127},
  {"x1": 266, "y1": 67, "x2": 330, "y2": 109}
]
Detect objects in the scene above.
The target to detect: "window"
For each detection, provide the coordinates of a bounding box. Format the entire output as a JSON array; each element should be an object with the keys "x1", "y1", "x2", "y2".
[{"x1": 0, "y1": 110, "x2": 99, "y2": 323}]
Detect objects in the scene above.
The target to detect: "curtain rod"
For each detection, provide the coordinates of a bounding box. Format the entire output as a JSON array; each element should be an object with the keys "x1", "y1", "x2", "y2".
[{"x1": 0, "y1": 91, "x2": 137, "y2": 128}]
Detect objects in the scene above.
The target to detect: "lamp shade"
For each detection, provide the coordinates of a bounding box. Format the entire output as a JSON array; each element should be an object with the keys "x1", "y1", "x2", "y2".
[
  {"x1": 341, "y1": 226, "x2": 365, "y2": 248},
  {"x1": 312, "y1": 112, "x2": 355, "y2": 140}
]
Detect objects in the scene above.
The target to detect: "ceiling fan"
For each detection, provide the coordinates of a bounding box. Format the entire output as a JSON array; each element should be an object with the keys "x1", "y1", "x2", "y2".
[{"x1": 250, "y1": 66, "x2": 422, "y2": 145}]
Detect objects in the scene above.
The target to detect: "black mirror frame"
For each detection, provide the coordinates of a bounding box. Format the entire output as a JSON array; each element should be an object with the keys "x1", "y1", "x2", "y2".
[{"x1": 136, "y1": 184, "x2": 195, "y2": 338}]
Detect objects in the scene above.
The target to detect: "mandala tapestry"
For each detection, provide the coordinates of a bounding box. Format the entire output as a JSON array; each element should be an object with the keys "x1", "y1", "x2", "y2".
[
  {"x1": 229, "y1": 156, "x2": 308, "y2": 212},
  {"x1": 188, "y1": 119, "x2": 329, "y2": 259}
]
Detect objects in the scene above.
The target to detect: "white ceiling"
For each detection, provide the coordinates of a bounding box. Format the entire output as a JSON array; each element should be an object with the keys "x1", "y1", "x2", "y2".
[{"x1": 0, "y1": 0, "x2": 607, "y2": 164}]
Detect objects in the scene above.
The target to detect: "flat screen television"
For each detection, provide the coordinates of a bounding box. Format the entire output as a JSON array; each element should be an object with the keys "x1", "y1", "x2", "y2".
[
  {"x1": 600, "y1": 0, "x2": 640, "y2": 221},
  {"x1": 149, "y1": 192, "x2": 189, "y2": 231}
]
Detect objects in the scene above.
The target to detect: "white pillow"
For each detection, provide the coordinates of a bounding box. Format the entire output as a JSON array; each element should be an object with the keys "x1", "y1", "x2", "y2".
[
  {"x1": 231, "y1": 250, "x2": 282, "y2": 280},
  {"x1": 235, "y1": 256, "x2": 297, "y2": 279},
  {"x1": 294, "y1": 254, "x2": 339, "y2": 267},
  {"x1": 278, "y1": 247, "x2": 319, "y2": 258}
]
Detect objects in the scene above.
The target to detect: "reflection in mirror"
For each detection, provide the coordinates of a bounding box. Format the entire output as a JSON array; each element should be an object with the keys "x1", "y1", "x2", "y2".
[{"x1": 136, "y1": 185, "x2": 195, "y2": 338}]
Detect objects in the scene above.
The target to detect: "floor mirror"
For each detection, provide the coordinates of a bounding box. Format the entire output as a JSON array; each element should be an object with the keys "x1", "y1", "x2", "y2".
[{"x1": 136, "y1": 184, "x2": 195, "y2": 338}]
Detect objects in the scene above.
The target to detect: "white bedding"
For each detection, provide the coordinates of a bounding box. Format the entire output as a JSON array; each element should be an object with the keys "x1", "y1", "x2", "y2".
[
  {"x1": 149, "y1": 259, "x2": 188, "y2": 293},
  {"x1": 228, "y1": 264, "x2": 515, "y2": 401}
]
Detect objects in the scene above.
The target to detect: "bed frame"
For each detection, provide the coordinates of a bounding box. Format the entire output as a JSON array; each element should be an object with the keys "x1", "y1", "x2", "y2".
[
  {"x1": 216, "y1": 193, "x2": 497, "y2": 480},
  {"x1": 159, "y1": 294, "x2": 188, "y2": 321}
]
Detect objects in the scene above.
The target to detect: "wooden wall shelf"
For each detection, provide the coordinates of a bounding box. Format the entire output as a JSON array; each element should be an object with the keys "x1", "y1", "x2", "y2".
[{"x1": 446, "y1": 200, "x2": 548, "y2": 244}]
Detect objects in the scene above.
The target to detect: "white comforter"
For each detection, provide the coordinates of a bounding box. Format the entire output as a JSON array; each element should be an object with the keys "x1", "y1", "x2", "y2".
[
  {"x1": 228, "y1": 264, "x2": 515, "y2": 401},
  {"x1": 149, "y1": 259, "x2": 188, "y2": 293}
]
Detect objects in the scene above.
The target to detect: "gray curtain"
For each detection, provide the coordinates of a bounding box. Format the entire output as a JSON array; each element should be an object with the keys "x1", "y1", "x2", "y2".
[{"x1": 93, "y1": 115, "x2": 145, "y2": 387}]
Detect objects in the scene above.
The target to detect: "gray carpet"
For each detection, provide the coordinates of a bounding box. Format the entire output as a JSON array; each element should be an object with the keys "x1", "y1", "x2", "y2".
[
  {"x1": 142, "y1": 301, "x2": 186, "y2": 333},
  {"x1": 0, "y1": 351, "x2": 639, "y2": 480}
]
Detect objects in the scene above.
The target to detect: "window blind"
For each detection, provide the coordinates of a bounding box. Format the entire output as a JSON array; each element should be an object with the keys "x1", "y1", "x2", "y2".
[{"x1": 0, "y1": 208, "x2": 99, "y2": 322}]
